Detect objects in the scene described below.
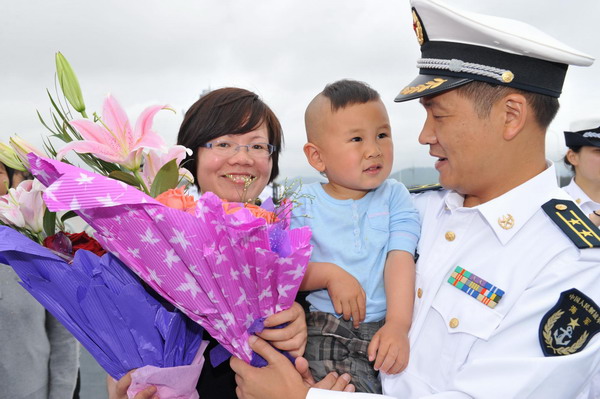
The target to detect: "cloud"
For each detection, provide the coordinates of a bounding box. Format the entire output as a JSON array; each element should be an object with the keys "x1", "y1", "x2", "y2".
[{"x1": 1, "y1": 0, "x2": 599, "y2": 181}]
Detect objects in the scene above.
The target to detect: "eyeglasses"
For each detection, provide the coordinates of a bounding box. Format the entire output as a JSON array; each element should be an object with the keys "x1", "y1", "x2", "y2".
[{"x1": 201, "y1": 140, "x2": 275, "y2": 158}]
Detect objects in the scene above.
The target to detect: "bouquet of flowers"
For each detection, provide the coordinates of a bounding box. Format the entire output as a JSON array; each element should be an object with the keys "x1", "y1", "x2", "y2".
[
  {"x1": 0, "y1": 53, "x2": 206, "y2": 398},
  {"x1": 1, "y1": 51, "x2": 312, "y2": 397}
]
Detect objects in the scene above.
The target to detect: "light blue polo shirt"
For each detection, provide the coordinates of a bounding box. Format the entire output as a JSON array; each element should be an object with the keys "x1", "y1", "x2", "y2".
[{"x1": 291, "y1": 179, "x2": 420, "y2": 322}]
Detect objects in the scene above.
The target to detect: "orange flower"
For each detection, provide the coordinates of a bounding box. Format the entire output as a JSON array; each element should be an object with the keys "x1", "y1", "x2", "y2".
[
  {"x1": 222, "y1": 201, "x2": 278, "y2": 223},
  {"x1": 155, "y1": 187, "x2": 197, "y2": 214}
]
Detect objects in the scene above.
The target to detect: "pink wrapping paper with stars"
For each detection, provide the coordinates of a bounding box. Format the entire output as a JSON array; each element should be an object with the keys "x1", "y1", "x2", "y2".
[{"x1": 28, "y1": 154, "x2": 312, "y2": 365}]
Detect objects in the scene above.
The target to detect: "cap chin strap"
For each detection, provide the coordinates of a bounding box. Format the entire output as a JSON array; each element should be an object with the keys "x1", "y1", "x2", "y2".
[{"x1": 417, "y1": 58, "x2": 514, "y2": 83}]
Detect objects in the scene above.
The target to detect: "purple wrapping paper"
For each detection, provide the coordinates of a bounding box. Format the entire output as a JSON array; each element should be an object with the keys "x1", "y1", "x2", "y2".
[
  {"x1": 0, "y1": 225, "x2": 204, "y2": 380},
  {"x1": 28, "y1": 154, "x2": 312, "y2": 364}
]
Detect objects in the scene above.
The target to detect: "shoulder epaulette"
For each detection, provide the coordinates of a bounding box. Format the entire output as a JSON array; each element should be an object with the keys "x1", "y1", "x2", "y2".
[
  {"x1": 408, "y1": 183, "x2": 443, "y2": 194},
  {"x1": 541, "y1": 199, "x2": 600, "y2": 248}
]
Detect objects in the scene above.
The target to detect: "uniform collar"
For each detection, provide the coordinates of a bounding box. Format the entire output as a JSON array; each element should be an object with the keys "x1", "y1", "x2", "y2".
[
  {"x1": 442, "y1": 162, "x2": 569, "y2": 245},
  {"x1": 565, "y1": 178, "x2": 594, "y2": 206}
]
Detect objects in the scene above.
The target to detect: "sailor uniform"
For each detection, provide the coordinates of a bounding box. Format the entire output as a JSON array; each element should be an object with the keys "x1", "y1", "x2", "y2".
[{"x1": 563, "y1": 178, "x2": 600, "y2": 217}]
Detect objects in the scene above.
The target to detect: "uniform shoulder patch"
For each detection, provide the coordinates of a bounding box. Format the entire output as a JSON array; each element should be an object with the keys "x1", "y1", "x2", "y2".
[
  {"x1": 539, "y1": 288, "x2": 600, "y2": 356},
  {"x1": 541, "y1": 199, "x2": 600, "y2": 248},
  {"x1": 408, "y1": 183, "x2": 443, "y2": 194}
]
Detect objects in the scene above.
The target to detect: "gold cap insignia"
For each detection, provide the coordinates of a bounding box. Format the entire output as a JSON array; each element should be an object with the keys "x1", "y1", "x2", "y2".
[{"x1": 412, "y1": 10, "x2": 424, "y2": 46}]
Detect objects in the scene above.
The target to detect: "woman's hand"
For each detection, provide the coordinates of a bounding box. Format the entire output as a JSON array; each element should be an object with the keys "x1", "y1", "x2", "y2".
[
  {"x1": 257, "y1": 302, "x2": 307, "y2": 357},
  {"x1": 107, "y1": 371, "x2": 157, "y2": 399}
]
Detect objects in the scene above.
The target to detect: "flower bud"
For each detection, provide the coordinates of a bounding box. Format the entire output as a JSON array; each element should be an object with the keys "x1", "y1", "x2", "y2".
[
  {"x1": 55, "y1": 52, "x2": 86, "y2": 114},
  {"x1": 0, "y1": 143, "x2": 26, "y2": 171},
  {"x1": 9, "y1": 136, "x2": 45, "y2": 169}
]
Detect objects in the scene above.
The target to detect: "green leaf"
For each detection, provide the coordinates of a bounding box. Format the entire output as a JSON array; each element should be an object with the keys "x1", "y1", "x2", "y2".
[
  {"x1": 43, "y1": 210, "x2": 57, "y2": 237},
  {"x1": 108, "y1": 170, "x2": 142, "y2": 188},
  {"x1": 60, "y1": 211, "x2": 79, "y2": 223},
  {"x1": 150, "y1": 159, "x2": 179, "y2": 197}
]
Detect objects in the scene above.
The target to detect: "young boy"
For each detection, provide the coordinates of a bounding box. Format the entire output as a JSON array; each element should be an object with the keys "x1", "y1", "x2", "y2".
[{"x1": 291, "y1": 79, "x2": 420, "y2": 393}]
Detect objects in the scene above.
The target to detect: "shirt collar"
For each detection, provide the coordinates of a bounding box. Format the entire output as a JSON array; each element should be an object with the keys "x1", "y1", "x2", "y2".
[
  {"x1": 442, "y1": 162, "x2": 570, "y2": 245},
  {"x1": 565, "y1": 178, "x2": 594, "y2": 205}
]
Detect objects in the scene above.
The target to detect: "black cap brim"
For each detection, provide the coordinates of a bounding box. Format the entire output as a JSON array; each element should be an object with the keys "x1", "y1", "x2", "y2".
[
  {"x1": 394, "y1": 74, "x2": 472, "y2": 102},
  {"x1": 564, "y1": 131, "x2": 600, "y2": 148}
]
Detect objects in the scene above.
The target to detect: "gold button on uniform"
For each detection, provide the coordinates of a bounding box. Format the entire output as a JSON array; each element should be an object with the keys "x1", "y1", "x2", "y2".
[
  {"x1": 417, "y1": 288, "x2": 423, "y2": 298},
  {"x1": 445, "y1": 231, "x2": 456, "y2": 241},
  {"x1": 449, "y1": 318, "x2": 459, "y2": 328}
]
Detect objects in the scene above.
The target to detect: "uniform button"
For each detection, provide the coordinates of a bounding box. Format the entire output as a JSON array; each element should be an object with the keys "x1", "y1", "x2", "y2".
[
  {"x1": 445, "y1": 231, "x2": 456, "y2": 241},
  {"x1": 417, "y1": 288, "x2": 423, "y2": 298},
  {"x1": 449, "y1": 318, "x2": 459, "y2": 328}
]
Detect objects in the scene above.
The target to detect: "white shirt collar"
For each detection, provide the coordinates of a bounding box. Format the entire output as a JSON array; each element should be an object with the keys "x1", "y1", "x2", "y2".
[{"x1": 441, "y1": 162, "x2": 569, "y2": 245}]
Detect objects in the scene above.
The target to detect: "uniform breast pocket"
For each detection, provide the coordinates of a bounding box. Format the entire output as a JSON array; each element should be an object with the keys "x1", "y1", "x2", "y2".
[{"x1": 432, "y1": 282, "x2": 503, "y2": 340}]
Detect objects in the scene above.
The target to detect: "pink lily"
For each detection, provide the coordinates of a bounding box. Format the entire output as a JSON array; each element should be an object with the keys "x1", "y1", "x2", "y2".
[
  {"x1": 57, "y1": 95, "x2": 168, "y2": 171},
  {"x1": 141, "y1": 145, "x2": 194, "y2": 188},
  {"x1": 0, "y1": 179, "x2": 46, "y2": 234}
]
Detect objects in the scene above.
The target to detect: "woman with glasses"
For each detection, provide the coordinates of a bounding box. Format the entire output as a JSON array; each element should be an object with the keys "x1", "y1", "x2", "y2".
[{"x1": 110, "y1": 87, "x2": 310, "y2": 399}]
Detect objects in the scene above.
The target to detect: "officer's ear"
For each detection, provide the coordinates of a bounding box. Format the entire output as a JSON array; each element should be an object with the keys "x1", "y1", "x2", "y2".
[{"x1": 502, "y1": 93, "x2": 527, "y2": 141}]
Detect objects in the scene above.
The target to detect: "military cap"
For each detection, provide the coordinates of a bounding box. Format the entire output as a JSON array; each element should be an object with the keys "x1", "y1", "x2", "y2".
[
  {"x1": 564, "y1": 119, "x2": 600, "y2": 148},
  {"x1": 395, "y1": 0, "x2": 595, "y2": 102}
]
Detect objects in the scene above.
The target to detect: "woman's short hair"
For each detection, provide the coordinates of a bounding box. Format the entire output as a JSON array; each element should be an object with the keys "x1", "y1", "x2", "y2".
[{"x1": 177, "y1": 87, "x2": 283, "y2": 187}]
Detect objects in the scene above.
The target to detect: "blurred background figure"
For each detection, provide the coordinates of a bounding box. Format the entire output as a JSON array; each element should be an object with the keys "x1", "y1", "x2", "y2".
[
  {"x1": 0, "y1": 160, "x2": 79, "y2": 399},
  {"x1": 563, "y1": 119, "x2": 600, "y2": 215}
]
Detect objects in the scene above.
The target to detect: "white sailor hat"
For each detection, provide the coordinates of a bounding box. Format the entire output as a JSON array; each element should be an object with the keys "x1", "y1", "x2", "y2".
[
  {"x1": 395, "y1": 0, "x2": 595, "y2": 102},
  {"x1": 564, "y1": 119, "x2": 600, "y2": 148}
]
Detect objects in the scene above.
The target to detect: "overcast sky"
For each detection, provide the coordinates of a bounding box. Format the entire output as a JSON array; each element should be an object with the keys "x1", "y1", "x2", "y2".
[{"x1": 2, "y1": 0, "x2": 600, "y2": 182}]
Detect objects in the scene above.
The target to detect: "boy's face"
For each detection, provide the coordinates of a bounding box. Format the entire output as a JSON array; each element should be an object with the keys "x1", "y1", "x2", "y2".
[{"x1": 315, "y1": 99, "x2": 393, "y2": 200}]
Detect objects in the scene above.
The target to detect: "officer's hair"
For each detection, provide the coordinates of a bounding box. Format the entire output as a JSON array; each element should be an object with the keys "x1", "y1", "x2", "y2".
[
  {"x1": 322, "y1": 79, "x2": 380, "y2": 112},
  {"x1": 455, "y1": 81, "x2": 560, "y2": 129}
]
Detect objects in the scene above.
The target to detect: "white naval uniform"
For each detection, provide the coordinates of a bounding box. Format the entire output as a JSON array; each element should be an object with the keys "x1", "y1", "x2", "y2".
[
  {"x1": 563, "y1": 178, "x2": 600, "y2": 216},
  {"x1": 308, "y1": 164, "x2": 600, "y2": 399}
]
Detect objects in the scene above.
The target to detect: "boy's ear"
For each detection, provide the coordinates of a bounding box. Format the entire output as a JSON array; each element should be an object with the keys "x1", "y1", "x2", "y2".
[
  {"x1": 303, "y1": 142, "x2": 326, "y2": 173},
  {"x1": 502, "y1": 93, "x2": 527, "y2": 141}
]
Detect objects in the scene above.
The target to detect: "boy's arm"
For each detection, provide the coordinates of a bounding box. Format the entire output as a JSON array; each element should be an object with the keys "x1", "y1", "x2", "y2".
[
  {"x1": 300, "y1": 262, "x2": 366, "y2": 328},
  {"x1": 368, "y1": 250, "x2": 415, "y2": 374}
]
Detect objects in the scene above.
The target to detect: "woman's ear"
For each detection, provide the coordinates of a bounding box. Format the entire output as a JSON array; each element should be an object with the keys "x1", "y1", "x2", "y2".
[
  {"x1": 502, "y1": 93, "x2": 527, "y2": 141},
  {"x1": 303, "y1": 142, "x2": 326, "y2": 173},
  {"x1": 566, "y1": 149, "x2": 580, "y2": 167}
]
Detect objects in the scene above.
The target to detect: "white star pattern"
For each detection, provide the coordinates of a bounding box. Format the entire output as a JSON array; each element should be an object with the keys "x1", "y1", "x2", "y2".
[
  {"x1": 278, "y1": 284, "x2": 295, "y2": 297},
  {"x1": 235, "y1": 288, "x2": 248, "y2": 306},
  {"x1": 148, "y1": 269, "x2": 163, "y2": 286},
  {"x1": 96, "y1": 193, "x2": 120, "y2": 207},
  {"x1": 140, "y1": 228, "x2": 160, "y2": 245},
  {"x1": 211, "y1": 220, "x2": 226, "y2": 233},
  {"x1": 244, "y1": 313, "x2": 255, "y2": 328},
  {"x1": 127, "y1": 247, "x2": 141, "y2": 259},
  {"x1": 189, "y1": 265, "x2": 202, "y2": 276},
  {"x1": 169, "y1": 228, "x2": 191, "y2": 250},
  {"x1": 69, "y1": 197, "x2": 80, "y2": 210},
  {"x1": 222, "y1": 312, "x2": 235, "y2": 326},
  {"x1": 276, "y1": 257, "x2": 293, "y2": 265},
  {"x1": 164, "y1": 249, "x2": 181, "y2": 268},
  {"x1": 98, "y1": 226, "x2": 115, "y2": 240},
  {"x1": 241, "y1": 264, "x2": 252, "y2": 279},
  {"x1": 175, "y1": 273, "x2": 202, "y2": 299},
  {"x1": 44, "y1": 181, "x2": 61, "y2": 202},
  {"x1": 258, "y1": 288, "x2": 272, "y2": 301},
  {"x1": 196, "y1": 205, "x2": 209, "y2": 222},
  {"x1": 255, "y1": 247, "x2": 268, "y2": 255},
  {"x1": 212, "y1": 272, "x2": 222, "y2": 279},
  {"x1": 214, "y1": 319, "x2": 227, "y2": 333},
  {"x1": 207, "y1": 290, "x2": 218, "y2": 304},
  {"x1": 215, "y1": 252, "x2": 228, "y2": 265},
  {"x1": 264, "y1": 269, "x2": 274, "y2": 279},
  {"x1": 75, "y1": 173, "x2": 94, "y2": 184},
  {"x1": 230, "y1": 268, "x2": 240, "y2": 280},
  {"x1": 285, "y1": 265, "x2": 305, "y2": 280}
]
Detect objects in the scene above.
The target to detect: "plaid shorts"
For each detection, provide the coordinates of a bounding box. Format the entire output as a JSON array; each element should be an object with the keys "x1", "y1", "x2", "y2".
[{"x1": 305, "y1": 311, "x2": 384, "y2": 393}]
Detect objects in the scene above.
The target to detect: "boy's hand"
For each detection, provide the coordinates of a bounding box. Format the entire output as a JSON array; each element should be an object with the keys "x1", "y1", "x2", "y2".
[
  {"x1": 326, "y1": 268, "x2": 366, "y2": 328},
  {"x1": 367, "y1": 322, "x2": 409, "y2": 374}
]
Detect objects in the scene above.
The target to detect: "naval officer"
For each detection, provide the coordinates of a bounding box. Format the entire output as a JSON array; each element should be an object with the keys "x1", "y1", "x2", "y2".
[{"x1": 231, "y1": 0, "x2": 600, "y2": 398}]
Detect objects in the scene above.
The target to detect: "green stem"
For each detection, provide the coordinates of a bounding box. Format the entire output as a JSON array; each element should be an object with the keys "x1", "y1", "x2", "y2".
[
  {"x1": 80, "y1": 110, "x2": 89, "y2": 119},
  {"x1": 133, "y1": 169, "x2": 151, "y2": 195}
]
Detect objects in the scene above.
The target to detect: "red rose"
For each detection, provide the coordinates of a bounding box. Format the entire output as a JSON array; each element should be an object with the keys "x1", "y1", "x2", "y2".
[{"x1": 43, "y1": 231, "x2": 106, "y2": 258}]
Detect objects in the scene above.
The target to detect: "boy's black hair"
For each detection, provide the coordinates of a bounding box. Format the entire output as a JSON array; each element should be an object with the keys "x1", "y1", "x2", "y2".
[{"x1": 322, "y1": 79, "x2": 380, "y2": 112}]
